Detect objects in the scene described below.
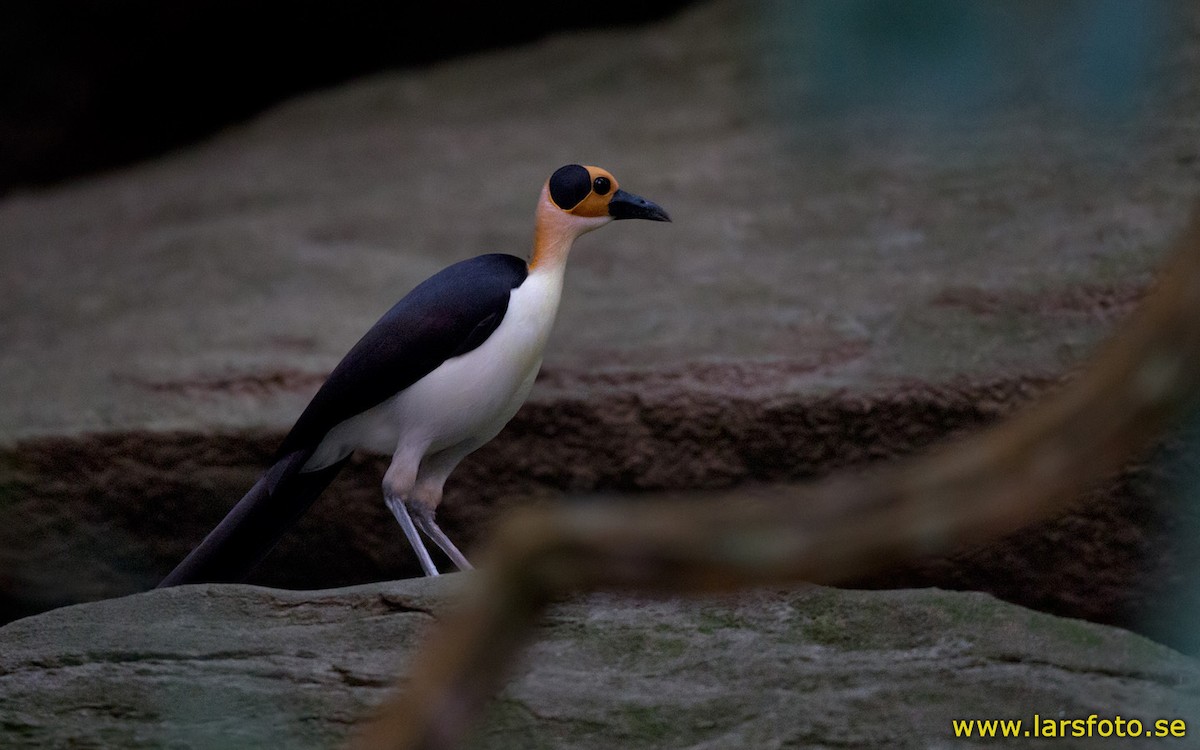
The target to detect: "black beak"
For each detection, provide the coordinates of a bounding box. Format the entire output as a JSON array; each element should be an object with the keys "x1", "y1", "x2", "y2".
[{"x1": 608, "y1": 188, "x2": 671, "y2": 222}]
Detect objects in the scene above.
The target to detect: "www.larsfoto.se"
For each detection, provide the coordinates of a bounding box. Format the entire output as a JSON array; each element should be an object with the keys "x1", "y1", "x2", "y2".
[{"x1": 952, "y1": 715, "x2": 1187, "y2": 739}]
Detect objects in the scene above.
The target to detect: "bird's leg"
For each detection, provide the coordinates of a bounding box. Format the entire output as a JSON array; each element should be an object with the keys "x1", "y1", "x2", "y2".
[
  {"x1": 408, "y1": 446, "x2": 477, "y2": 572},
  {"x1": 384, "y1": 453, "x2": 441, "y2": 577},
  {"x1": 385, "y1": 494, "x2": 440, "y2": 577},
  {"x1": 411, "y1": 508, "x2": 474, "y2": 572}
]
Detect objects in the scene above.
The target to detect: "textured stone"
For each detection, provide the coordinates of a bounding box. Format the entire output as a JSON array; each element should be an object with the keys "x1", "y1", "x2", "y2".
[{"x1": 1, "y1": 577, "x2": 1196, "y2": 749}]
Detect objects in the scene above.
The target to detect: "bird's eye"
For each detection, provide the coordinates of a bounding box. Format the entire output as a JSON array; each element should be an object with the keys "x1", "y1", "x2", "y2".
[{"x1": 593, "y1": 176, "x2": 611, "y2": 195}]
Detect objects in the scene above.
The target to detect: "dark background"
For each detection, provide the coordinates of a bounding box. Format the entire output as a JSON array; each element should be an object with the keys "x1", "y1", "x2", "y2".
[{"x1": 1, "y1": 1, "x2": 696, "y2": 196}]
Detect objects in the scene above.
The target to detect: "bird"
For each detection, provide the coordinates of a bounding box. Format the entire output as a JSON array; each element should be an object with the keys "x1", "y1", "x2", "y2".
[{"x1": 158, "y1": 164, "x2": 670, "y2": 586}]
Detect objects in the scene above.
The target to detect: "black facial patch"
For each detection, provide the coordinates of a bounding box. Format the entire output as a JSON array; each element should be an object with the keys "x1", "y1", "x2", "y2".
[{"x1": 549, "y1": 164, "x2": 592, "y2": 210}]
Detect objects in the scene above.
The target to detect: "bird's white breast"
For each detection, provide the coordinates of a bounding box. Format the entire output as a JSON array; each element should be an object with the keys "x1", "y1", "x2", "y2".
[{"x1": 311, "y1": 267, "x2": 565, "y2": 467}]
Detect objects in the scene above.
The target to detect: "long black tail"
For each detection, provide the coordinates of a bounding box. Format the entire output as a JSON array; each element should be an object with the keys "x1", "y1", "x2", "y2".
[{"x1": 158, "y1": 450, "x2": 350, "y2": 587}]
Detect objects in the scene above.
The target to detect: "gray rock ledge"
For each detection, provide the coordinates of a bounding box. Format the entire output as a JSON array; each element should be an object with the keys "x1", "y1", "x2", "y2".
[{"x1": 1, "y1": 576, "x2": 1196, "y2": 749}]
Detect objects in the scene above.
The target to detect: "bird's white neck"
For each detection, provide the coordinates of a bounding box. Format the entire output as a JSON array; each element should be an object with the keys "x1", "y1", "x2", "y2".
[{"x1": 527, "y1": 185, "x2": 611, "y2": 275}]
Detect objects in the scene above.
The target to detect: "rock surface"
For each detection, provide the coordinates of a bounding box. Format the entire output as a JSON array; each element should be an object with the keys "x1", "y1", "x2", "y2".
[
  {"x1": 1, "y1": 576, "x2": 1196, "y2": 749},
  {"x1": 3, "y1": 0, "x2": 1200, "y2": 651},
  {"x1": 4, "y1": 0, "x2": 1197, "y2": 442}
]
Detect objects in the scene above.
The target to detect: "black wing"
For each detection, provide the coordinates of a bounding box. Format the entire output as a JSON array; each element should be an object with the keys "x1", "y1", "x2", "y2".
[{"x1": 276, "y1": 253, "x2": 528, "y2": 458}]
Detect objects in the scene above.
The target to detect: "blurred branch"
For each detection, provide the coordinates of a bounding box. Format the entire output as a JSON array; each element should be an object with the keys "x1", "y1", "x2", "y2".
[{"x1": 350, "y1": 211, "x2": 1200, "y2": 750}]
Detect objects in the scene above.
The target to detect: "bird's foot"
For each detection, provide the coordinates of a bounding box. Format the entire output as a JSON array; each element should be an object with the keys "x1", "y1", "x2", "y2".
[
  {"x1": 385, "y1": 495, "x2": 440, "y2": 577},
  {"x1": 410, "y1": 506, "x2": 474, "y2": 572},
  {"x1": 385, "y1": 496, "x2": 475, "y2": 576}
]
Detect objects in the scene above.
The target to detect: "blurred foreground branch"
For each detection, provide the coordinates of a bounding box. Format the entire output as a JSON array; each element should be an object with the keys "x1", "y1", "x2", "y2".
[{"x1": 351, "y1": 211, "x2": 1200, "y2": 750}]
